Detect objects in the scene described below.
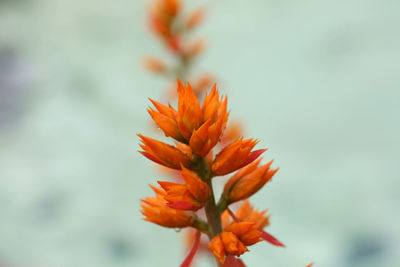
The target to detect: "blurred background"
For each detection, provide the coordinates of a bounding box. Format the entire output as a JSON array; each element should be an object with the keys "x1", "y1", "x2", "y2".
[{"x1": 0, "y1": 0, "x2": 399, "y2": 266}]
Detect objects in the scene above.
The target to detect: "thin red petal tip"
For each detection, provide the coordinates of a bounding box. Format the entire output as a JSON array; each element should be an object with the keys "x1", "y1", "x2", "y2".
[
  {"x1": 223, "y1": 255, "x2": 246, "y2": 267},
  {"x1": 167, "y1": 201, "x2": 201, "y2": 211},
  {"x1": 261, "y1": 231, "x2": 285, "y2": 247},
  {"x1": 180, "y1": 231, "x2": 201, "y2": 267}
]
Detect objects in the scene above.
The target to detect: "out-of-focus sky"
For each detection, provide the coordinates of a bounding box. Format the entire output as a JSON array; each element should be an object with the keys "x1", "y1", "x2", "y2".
[{"x1": 0, "y1": 0, "x2": 399, "y2": 266}]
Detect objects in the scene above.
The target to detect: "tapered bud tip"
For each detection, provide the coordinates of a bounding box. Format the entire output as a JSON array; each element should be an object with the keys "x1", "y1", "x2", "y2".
[{"x1": 261, "y1": 231, "x2": 285, "y2": 247}]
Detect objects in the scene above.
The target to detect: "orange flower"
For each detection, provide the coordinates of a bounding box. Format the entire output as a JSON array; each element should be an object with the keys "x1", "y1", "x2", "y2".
[
  {"x1": 222, "y1": 200, "x2": 270, "y2": 230},
  {"x1": 190, "y1": 84, "x2": 229, "y2": 156},
  {"x1": 212, "y1": 138, "x2": 266, "y2": 176},
  {"x1": 158, "y1": 166, "x2": 210, "y2": 211},
  {"x1": 141, "y1": 185, "x2": 195, "y2": 228},
  {"x1": 223, "y1": 159, "x2": 278, "y2": 203},
  {"x1": 236, "y1": 200, "x2": 270, "y2": 229},
  {"x1": 147, "y1": 99, "x2": 184, "y2": 142},
  {"x1": 177, "y1": 80, "x2": 203, "y2": 139},
  {"x1": 138, "y1": 134, "x2": 192, "y2": 169},
  {"x1": 225, "y1": 202, "x2": 285, "y2": 248},
  {"x1": 208, "y1": 222, "x2": 262, "y2": 264},
  {"x1": 147, "y1": 80, "x2": 228, "y2": 157}
]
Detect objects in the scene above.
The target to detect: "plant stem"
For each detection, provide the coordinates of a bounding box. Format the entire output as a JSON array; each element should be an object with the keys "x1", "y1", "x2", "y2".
[
  {"x1": 196, "y1": 156, "x2": 222, "y2": 239},
  {"x1": 204, "y1": 180, "x2": 222, "y2": 238}
]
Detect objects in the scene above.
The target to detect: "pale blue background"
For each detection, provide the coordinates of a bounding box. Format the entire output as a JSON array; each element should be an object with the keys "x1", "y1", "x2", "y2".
[{"x1": 0, "y1": 0, "x2": 399, "y2": 266}]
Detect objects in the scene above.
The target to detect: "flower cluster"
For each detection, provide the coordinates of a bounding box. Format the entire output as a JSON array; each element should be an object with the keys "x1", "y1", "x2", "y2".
[{"x1": 140, "y1": 81, "x2": 282, "y2": 266}]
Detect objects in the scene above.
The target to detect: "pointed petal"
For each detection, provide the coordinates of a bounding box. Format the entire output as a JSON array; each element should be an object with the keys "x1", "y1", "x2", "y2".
[
  {"x1": 181, "y1": 165, "x2": 211, "y2": 202},
  {"x1": 260, "y1": 230, "x2": 285, "y2": 247},
  {"x1": 238, "y1": 149, "x2": 267, "y2": 169}
]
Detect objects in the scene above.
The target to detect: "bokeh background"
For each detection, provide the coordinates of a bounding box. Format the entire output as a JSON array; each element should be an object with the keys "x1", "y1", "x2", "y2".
[{"x1": 0, "y1": 0, "x2": 399, "y2": 266}]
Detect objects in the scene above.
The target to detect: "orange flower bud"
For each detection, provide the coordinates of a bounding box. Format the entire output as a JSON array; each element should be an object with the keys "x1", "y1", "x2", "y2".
[
  {"x1": 226, "y1": 203, "x2": 285, "y2": 247},
  {"x1": 236, "y1": 200, "x2": 270, "y2": 229},
  {"x1": 221, "y1": 200, "x2": 270, "y2": 231},
  {"x1": 186, "y1": 7, "x2": 205, "y2": 29},
  {"x1": 181, "y1": 165, "x2": 211, "y2": 202},
  {"x1": 223, "y1": 159, "x2": 278, "y2": 203},
  {"x1": 141, "y1": 185, "x2": 195, "y2": 228},
  {"x1": 158, "y1": 166, "x2": 210, "y2": 211},
  {"x1": 148, "y1": 99, "x2": 185, "y2": 142},
  {"x1": 225, "y1": 222, "x2": 262, "y2": 246},
  {"x1": 142, "y1": 56, "x2": 167, "y2": 73},
  {"x1": 212, "y1": 138, "x2": 266, "y2": 176},
  {"x1": 138, "y1": 134, "x2": 192, "y2": 169},
  {"x1": 220, "y1": 231, "x2": 248, "y2": 256},
  {"x1": 208, "y1": 222, "x2": 261, "y2": 264},
  {"x1": 189, "y1": 85, "x2": 229, "y2": 156},
  {"x1": 177, "y1": 80, "x2": 203, "y2": 139},
  {"x1": 208, "y1": 235, "x2": 225, "y2": 264}
]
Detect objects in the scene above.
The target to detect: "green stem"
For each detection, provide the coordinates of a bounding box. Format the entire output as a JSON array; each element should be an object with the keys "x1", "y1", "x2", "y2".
[
  {"x1": 196, "y1": 157, "x2": 222, "y2": 239},
  {"x1": 192, "y1": 217, "x2": 209, "y2": 234},
  {"x1": 204, "y1": 180, "x2": 222, "y2": 238}
]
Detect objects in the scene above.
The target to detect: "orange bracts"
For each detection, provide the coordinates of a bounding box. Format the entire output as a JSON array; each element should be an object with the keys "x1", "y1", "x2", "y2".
[
  {"x1": 189, "y1": 86, "x2": 228, "y2": 156},
  {"x1": 138, "y1": 134, "x2": 192, "y2": 169},
  {"x1": 223, "y1": 159, "x2": 278, "y2": 203},
  {"x1": 222, "y1": 200, "x2": 270, "y2": 230},
  {"x1": 212, "y1": 138, "x2": 266, "y2": 176},
  {"x1": 147, "y1": 80, "x2": 229, "y2": 157},
  {"x1": 177, "y1": 80, "x2": 203, "y2": 139},
  {"x1": 236, "y1": 200, "x2": 270, "y2": 229},
  {"x1": 141, "y1": 185, "x2": 195, "y2": 228},
  {"x1": 158, "y1": 166, "x2": 211, "y2": 211},
  {"x1": 208, "y1": 222, "x2": 262, "y2": 264}
]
